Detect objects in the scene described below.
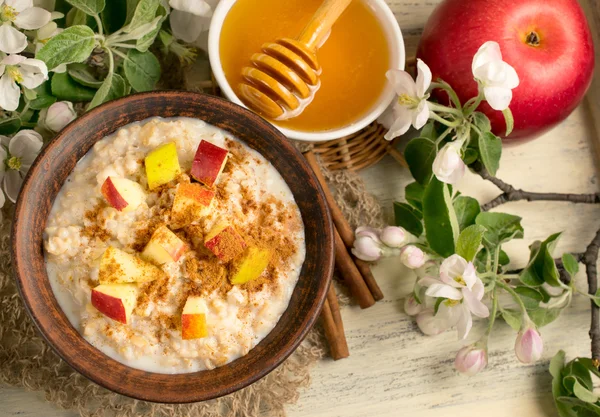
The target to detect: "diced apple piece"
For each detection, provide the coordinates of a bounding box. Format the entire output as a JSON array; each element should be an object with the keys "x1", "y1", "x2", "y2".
[
  {"x1": 170, "y1": 183, "x2": 215, "y2": 229},
  {"x1": 145, "y1": 142, "x2": 181, "y2": 190},
  {"x1": 190, "y1": 140, "x2": 228, "y2": 187},
  {"x1": 91, "y1": 283, "x2": 138, "y2": 324},
  {"x1": 141, "y1": 225, "x2": 188, "y2": 265},
  {"x1": 230, "y1": 247, "x2": 272, "y2": 285},
  {"x1": 99, "y1": 246, "x2": 165, "y2": 284},
  {"x1": 181, "y1": 296, "x2": 208, "y2": 340},
  {"x1": 101, "y1": 176, "x2": 146, "y2": 212},
  {"x1": 204, "y1": 222, "x2": 246, "y2": 262}
]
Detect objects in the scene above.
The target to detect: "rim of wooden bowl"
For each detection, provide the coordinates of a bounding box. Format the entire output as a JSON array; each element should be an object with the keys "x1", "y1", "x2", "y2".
[{"x1": 10, "y1": 91, "x2": 334, "y2": 403}]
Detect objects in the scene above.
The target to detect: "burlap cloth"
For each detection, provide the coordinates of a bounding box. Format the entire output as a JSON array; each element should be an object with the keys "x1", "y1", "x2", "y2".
[{"x1": 0, "y1": 145, "x2": 386, "y2": 416}]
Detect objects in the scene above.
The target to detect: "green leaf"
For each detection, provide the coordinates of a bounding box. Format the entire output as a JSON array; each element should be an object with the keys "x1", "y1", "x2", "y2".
[
  {"x1": 423, "y1": 177, "x2": 458, "y2": 257},
  {"x1": 136, "y1": 5, "x2": 166, "y2": 52},
  {"x1": 576, "y1": 358, "x2": 600, "y2": 379},
  {"x1": 551, "y1": 351, "x2": 579, "y2": 417},
  {"x1": 501, "y1": 308, "x2": 522, "y2": 331},
  {"x1": 394, "y1": 202, "x2": 423, "y2": 238},
  {"x1": 66, "y1": 6, "x2": 93, "y2": 26},
  {"x1": 51, "y1": 72, "x2": 97, "y2": 102},
  {"x1": 37, "y1": 25, "x2": 96, "y2": 71},
  {"x1": 101, "y1": 0, "x2": 127, "y2": 33},
  {"x1": 420, "y1": 122, "x2": 438, "y2": 141},
  {"x1": 28, "y1": 82, "x2": 56, "y2": 110},
  {"x1": 475, "y1": 212, "x2": 524, "y2": 247},
  {"x1": 123, "y1": 50, "x2": 161, "y2": 92},
  {"x1": 563, "y1": 361, "x2": 594, "y2": 391},
  {"x1": 0, "y1": 117, "x2": 21, "y2": 135},
  {"x1": 503, "y1": 108, "x2": 515, "y2": 136},
  {"x1": 463, "y1": 148, "x2": 478, "y2": 165},
  {"x1": 551, "y1": 351, "x2": 566, "y2": 378},
  {"x1": 127, "y1": 0, "x2": 159, "y2": 33},
  {"x1": 478, "y1": 131, "x2": 502, "y2": 176},
  {"x1": 514, "y1": 286, "x2": 543, "y2": 309},
  {"x1": 557, "y1": 397, "x2": 600, "y2": 416},
  {"x1": 573, "y1": 380, "x2": 599, "y2": 403},
  {"x1": 404, "y1": 137, "x2": 436, "y2": 185},
  {"x1": 67, "y1": 63, "x2": 103, "y2": 88},
  {"x1": 471, "y1": 111, "x2": 491, "y2": 133},
  {"x1": 88, "y1": 73, "x2": 126, "y2": 110},
  {"x1": 562, "y1": 253, "x2": 580, "y2": 278},
  {"x1": 405, "y1": 182, "x2": 424, "y2": 211},
  {"x1": 456, "y1": 224, "x2": 486, "y2": 261},
  {"x1": 520, "y1": 233, "x2": 562, "y2": 287},
  {"x1": 529, "y1": 307, "x2": 562, "y2": 328},
  {"x1": 594, "y1": 290, "x2": 600, "y2": 308},
  {"x1": 66, "y1": 0, "x2": 105, "y2": 15},
  {"x1": 433, "y1": 297, "x2": 444, "y2": 315},
  {"x1": 453, "y1": 196, "x2": 481, "y2": 231}
]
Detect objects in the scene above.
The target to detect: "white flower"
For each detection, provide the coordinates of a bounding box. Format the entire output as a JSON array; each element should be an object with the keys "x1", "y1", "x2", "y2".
[
  {"x1": 416, "y1": 308, "x2": 453, "y2": 336},
  {"x1": 0, "y1": 0, "x2": 51, "y2": 54},
  {"x1": 514, "y1": 322, "x2": 543, "y2": 363},
  {"x1": 169, "y1": 0, "x2": 218, "y2": 44},
  {"x1": 400, "y1": 245, "x2": 426, "y2": 269},
  {"x1": 455, "y1": 345, "x2": 488, "y2": 376},
  {"x1": 0, "y1": 54, "x2": 48, "y2": 111},
  {"x1": 379, "y1": 226, "x2": 405, "y2": 248},
  {"x1": 472, "y1": 41, "x2": 520, "y2": 111},
  {"x1": 432, "y1": 141, "x2": 466, "y2": 184},
  {"x1": 2, "y1": 129, "x2": 43, "y2": 202},
  {"x1": 380, "y1": 59, "x2": 431, "y2": 140},
  {"x1": 43, "y1": 101, "x2": 76, "y2": 132},
  {"x1": 404, "y1": 295, "x2": 423, "y2": 316},
  {"x1": 352, "y1": 226, "x2": 383, "y2": 262},
  {"x1": 418, "y1": 254, "x2": 489, "y2": 339}
]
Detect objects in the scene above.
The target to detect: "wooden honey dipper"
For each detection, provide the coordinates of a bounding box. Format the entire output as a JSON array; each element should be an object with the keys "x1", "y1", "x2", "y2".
[{"x1": 238, "y1": 0, "x2": 353, "y2": 120}]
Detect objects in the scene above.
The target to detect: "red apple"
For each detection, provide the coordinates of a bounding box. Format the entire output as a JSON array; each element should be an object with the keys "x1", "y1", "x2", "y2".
[
  {"x1": 91, "y1": 283, "x2": 138, "y2": 324},
  {"x1": 170, "y1": 183, "x2": 215, "y2": 229},
  {"x1": 204, "y1": 221, "x2": 246, "y2": 262},
  {"x1": 141, "y1": 225, "x2": 188, "y2": 265},
  {"x1": 101, "y1": 176, "x2": 146, "y2": 212},
  {"x1": 190, "y1": 140, "x2": 228, "y2": 187},
  {"x1": 417, "y1": 0, "x2": 595, "y2": 141}
]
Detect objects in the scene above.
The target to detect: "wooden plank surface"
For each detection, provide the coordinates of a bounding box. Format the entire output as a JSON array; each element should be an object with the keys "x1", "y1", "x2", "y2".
[{"x1": 1, "y1": 1, "x2": 599, "y2": 416}]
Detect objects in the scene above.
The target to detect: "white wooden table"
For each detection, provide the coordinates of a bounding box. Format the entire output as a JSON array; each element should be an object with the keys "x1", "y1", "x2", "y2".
[{"x1": 2, "y1": 1, "x2": 599, "y2": 416}]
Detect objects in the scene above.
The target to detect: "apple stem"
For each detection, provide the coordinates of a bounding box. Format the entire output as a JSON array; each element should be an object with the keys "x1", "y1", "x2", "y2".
[
  {"x1": 473, "y1": 162, "x2": 600, "y2": 211},
  {"x1": 526, "y1": 31, "x2": 541, "y2": 47}
]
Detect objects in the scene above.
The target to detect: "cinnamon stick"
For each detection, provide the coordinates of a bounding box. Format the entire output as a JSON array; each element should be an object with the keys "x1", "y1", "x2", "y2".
[
  {"x1": 334, "y1": 228, "x2": 375, "y2": 308},
  {"x1": 304, "y1": 151, "x2": 384, "y2": 301},
  {"x1": 321, "y1": 284, "x2": 349, "y2": 360}
]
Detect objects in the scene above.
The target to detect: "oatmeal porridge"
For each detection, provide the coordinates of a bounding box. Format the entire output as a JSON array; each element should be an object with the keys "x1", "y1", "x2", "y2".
[{"x1": 44, "y1": 117, "x2": 306, "y2": 374}]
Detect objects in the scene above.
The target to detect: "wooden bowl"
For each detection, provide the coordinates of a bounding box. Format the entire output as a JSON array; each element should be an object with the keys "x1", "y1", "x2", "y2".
[{"x1": 11, "y1": 91, "x2": 334, "y2": 403}]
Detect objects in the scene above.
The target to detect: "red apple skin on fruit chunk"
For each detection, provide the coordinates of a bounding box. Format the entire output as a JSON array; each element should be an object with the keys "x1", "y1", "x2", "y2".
[
  {"x1": 142, "y1": 225, "x2": 188, "y2": 265},
  {"x1": 190, "y1": 140, "x2": 228, "y2": 187},
  {"x1": 170, "y1": 183, "x2": 215, "y2": 229},
  {"x1": 204, "y1": 222, "x2": 246, "y2": 262},
  {"x1": 181, "y1": 296, "x2": 208, "y2": 340},
  {"x1": 101, "y1": 176, "x2": 146, "y2": 212},
  {"x1": 99, "y1": 246, "x2": 165, "y2": 284},
  {"x1": 417, "y1": 0, "x2": 595, "y2": 141},
  {"x1": 91, "y1": 284, "x2": 138, "y2": 324}
]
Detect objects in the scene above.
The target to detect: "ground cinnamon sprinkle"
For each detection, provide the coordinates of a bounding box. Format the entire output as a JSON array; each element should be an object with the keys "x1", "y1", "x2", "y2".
[
  {"x1": 81, "y1": 204, "x2": 111, "y2": 242},
  {"x1": 184, "y1": 256, "x2": 230, "y2": 295}
]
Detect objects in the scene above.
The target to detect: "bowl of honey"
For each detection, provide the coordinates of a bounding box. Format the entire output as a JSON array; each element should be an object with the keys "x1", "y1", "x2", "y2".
[{"x1": 208, "y1": 0, "x2": 404, "y2": 142}]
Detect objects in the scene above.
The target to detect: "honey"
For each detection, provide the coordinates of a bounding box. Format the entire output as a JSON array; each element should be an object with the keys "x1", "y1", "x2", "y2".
[{"x1": 220, "y1": 0, "x2": 391, "y2": 132}]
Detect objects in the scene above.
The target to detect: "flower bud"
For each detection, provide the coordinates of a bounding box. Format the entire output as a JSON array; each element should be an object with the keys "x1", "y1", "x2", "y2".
[
  {"x1": 352, "y1": 235, "x2": 383, "y2": 262},
  {"x1": 515, "y1": 325, "x2": 543, "y2": 364},
  {"x1": 45, "y1": 101, "x2": 76, "y2": 132},
  {"x1": 454, "y1": 345, "x2": 488, "y2": 376},
  {"x1": 404, "y1": 295, "x2": 423, "y2": 316},
  {"x1": 400, "y1": 245, "x2": 426, "y2": 269},
  {"x1": 380, "y1": 226, "x2": 406, "y2": 248},
  {"x1": 416, "y1": 309, "x2": 450, "y2": 336},
  {"x1": 432, "y1": 142, "x2": 466, "y2": 184}
]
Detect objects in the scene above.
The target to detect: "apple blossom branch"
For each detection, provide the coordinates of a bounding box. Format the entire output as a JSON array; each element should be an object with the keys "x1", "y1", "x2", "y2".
[
  {"x1": 472, "y1": 163, "x2": 600, "y2": 211},
  {"x1": 585, "y1": 228, "x2": 600, "y2": 364}
]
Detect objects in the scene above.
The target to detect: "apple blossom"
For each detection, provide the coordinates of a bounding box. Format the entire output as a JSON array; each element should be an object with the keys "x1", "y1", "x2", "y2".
[
  {"x1": 404, "y1": 295, "x2": 423, "y2": 316},
  {"x1": 0, "y1": 54, "x2": 48, "y2": 111},
  {"x1": 515, "y1": 323, "x2": 543, "y2": 364},
  {"x1": 0, "y1": 0, "x2": 51, "y2": 54},
  {"x1": 472, "y1": 41, "x2": 520, "y2": 111},
  {"x1": 400, "y1": 245, "x2": 426, "y2": 269},
  {"x1": 380, "y1": 59, "x2": 431, "y2": 140},
  {"x1": 454, "y1": 345, "x2": 488, "y2": 376},
  {"x1": 432, "y1": 141, "x2": 466, "y2": 184},
  {"x1": 352, "y1": 227, "x2": 384, "y2": 262},
  {"x1": 43, "y1": 101, "x2": 76, "y2": 132},
  {"x1": 169, "y1": 0, "x2": 218, "y2": 44},
  {"x1": 418, "y1": 255, "x2": 489, "y2": 339},
  {"x1": 2, "y1": 129, "x2": 43, "y2": 202},
  {"x1": 380, "y1": 226, "x2": 406, "y2": 248},
  {"x1": 416, "y1": 308, "x2": 452, "y2": 336}
]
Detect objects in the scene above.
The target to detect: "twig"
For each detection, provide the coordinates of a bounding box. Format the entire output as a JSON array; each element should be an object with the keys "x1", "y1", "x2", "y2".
[
  {"x1": 472, "y1": 163, "x2": 600, "y2": 211},
  {"x1": 584, "y1": 228, "x2": 600, "y2": 364}
]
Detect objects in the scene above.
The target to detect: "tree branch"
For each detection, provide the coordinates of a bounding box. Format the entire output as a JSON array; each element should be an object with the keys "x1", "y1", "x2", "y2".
[
  {"x1": 472, "y1": 163, "x2": 600, "y2": 211},
  {"x1": 584, "y1": 228, "x2": 600, "y2": 364}
]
